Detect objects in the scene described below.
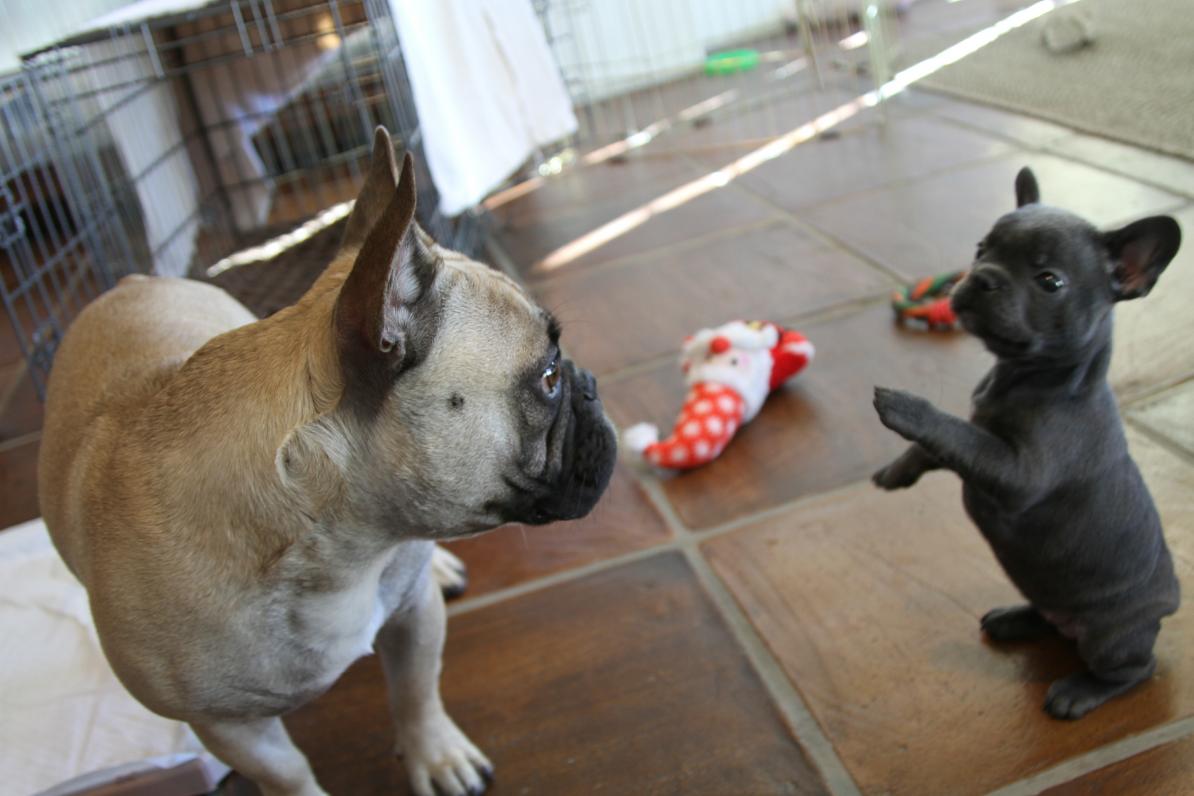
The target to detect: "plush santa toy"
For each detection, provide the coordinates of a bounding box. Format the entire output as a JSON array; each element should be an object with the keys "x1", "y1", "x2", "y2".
[{"x1": 623, "y1": 320, "x2": 814, "y2": 470}]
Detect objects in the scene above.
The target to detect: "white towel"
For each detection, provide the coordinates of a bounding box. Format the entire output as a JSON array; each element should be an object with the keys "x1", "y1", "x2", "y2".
[
  {"x1": 389, "y1": 0, "x2": 578, "y2": 216},
  {"x1": 0, "y1": 519, "x2": 228, "y2": 796}
]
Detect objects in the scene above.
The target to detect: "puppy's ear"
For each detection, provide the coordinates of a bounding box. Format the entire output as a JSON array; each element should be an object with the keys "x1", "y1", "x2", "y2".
[
  {"x1": 335, "y1": 151, "x2": 438, "y2": 375},
  {"x1": 1015, "y1": 167, "x2": 1040, "y2": 208},
  {"x1": 1104, "y1": 216, "x2": 1181, "y2": 301},
  {"x1": 341, "y1": 127, "x2": 399, "y2": 251}
]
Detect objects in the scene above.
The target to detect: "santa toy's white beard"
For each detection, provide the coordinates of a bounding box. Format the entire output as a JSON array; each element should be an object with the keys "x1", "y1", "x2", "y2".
[{"x1": 685, "y1": 360, "x2": 771, "y2": 422}]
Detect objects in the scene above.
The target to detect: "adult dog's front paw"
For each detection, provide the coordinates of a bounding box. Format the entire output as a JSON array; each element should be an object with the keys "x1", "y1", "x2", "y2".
[
  {"x1": 873, "y1": 386, "x2": 931, "y2": 440},
  {"x1": 431, "y1": 545, "x2": 469, "y2": 599},
  {"x1": 397, "y1": 713, "x2": 492, "y2": 796}
]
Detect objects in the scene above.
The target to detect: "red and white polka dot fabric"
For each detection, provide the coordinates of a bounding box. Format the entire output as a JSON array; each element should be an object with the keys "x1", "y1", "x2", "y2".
[
  {"x1": 642, "y1": 383, "x2": 744, "y2": 469},
  {"x1": 623, "y1": 320, "x2": 814, "y2": 471}
]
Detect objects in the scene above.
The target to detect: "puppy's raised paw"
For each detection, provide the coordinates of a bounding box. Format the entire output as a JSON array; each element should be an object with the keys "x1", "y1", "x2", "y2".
[
  {"x1": 873, "y1": 386, "x2": 931, "y2": 440},
  {"x1": 398, "y1": 713, "x2": 493, "y2": 796}
]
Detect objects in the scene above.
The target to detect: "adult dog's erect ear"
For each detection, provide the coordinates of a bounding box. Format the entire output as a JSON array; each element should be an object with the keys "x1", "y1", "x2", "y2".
[
  {"x1": 335, "y1": 148, "x2": 438, "y2": 385},
  {"x1": 1014, "y1": 166, "x2": 1041, "y2": 208},
  {"x1": 341, "y1": 127, "x2": 400, "y2": 251},
  {"x1": 1104, "y1": 216, "x2": 1182, "y2": 301}
]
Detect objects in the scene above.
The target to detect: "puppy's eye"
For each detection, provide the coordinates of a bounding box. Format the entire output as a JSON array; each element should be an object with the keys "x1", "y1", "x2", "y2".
[
  {"x1": 1035, "y1": 272, "x2": 1065, "y2": 292},
  {"x1": 975, "y1": 241, "x2": 987, "y2": 259},
  {"x1": 541, "y1": 356, "x2": 561, "y2": 397}
]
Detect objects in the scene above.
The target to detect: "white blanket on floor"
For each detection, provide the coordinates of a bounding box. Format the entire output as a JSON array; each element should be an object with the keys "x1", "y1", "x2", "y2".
[
  {"x1": 0, "y1": 519, "x2": 228, "y2": 796},
  {"x1": 389, "y1": 0, "x2": 578, "y2": 216}
]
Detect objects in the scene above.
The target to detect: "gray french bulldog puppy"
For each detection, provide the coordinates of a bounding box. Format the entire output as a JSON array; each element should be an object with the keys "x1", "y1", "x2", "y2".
[{"x1": 871, "y1": 167, "x2": 1181, "y2": 720}]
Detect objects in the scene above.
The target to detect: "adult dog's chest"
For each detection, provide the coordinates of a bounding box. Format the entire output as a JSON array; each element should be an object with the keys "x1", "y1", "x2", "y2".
[{"x1": 262, "y1": 539, "x2": 433, "y2": 701}]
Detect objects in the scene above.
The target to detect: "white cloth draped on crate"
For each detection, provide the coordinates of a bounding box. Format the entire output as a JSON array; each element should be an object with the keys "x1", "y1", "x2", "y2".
[
  {"x1": 389, "y1": 0, "x2": 578, "y2": 216},
  {"x1": 0, "y1": 519, "x2": 229, "y2": 796}
]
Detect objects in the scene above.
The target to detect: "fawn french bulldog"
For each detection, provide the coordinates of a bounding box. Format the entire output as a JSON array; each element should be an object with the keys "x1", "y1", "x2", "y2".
[{"x1": 39, "y1": 128, "x2": 616, "y2": 794}]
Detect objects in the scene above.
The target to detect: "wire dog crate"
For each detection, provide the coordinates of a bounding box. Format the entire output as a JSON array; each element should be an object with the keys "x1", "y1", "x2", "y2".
[
  {"x1": 0, "y1": 0, "x2": 900, "y2": 399},
  {"x1": 1, "y1": 0, "x2": 482, "y2": 397},
  {"x1": 518, "y1": 0, "x2": 900, "y2": 178}
]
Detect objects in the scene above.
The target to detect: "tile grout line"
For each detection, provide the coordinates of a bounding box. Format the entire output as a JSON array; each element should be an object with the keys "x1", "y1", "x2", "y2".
[
  {"x1": 0, "y1": 430, "x2": 40, "y2": 455},
  {"x1": 444, "y1": 541, "x2": 677, "y2": 618},
  {"x1": 933, "y1": 104, "x2": 1194, "y2": 219},
  {"x1": 985, "y1": 716, "x2": 1194, "y2": 796},
  {"x1": 690, "y1": 478, "x2": 875, "y2": 545},
  {"x1": 632, "y1": 472, "x2": 863, "y2": 796},
  {"x1": 1125, "y1": 415, "x2": 1194, "y2": 469},
  {"x1": 1119, "y1": 371, "x2": 1194, "y2": 412},
  {"x1": 928, "y1": 105, "x2": 1194, "y2": 203},
  {"x1": 926, "y1": 107, "x2": 1075, "y2": 154},
  {"x1": 680, "y1": 544, "x2": 864, "y2": 796},
  {"x1": 445, "y1": 465, "x2": 879, "y2": 621}
]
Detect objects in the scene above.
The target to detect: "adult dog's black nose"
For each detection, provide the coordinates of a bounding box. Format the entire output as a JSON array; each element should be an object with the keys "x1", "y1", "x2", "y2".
[{"x1": 569, "y1": 361, "x2": 599, "y2": 402}]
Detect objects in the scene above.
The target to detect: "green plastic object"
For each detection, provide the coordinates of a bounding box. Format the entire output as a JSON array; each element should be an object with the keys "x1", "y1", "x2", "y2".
[{"x1": 704, "y1": 49, "x2": 760, "y2": 76}]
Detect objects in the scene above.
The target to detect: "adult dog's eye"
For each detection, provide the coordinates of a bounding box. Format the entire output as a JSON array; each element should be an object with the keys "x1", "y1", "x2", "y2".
[
  {"x1": 1035, "y1": 272, "x2": 1065, "y2": 292},
  {"x1": 541, "y1": 356, "x2": 561, "y2": 397}
]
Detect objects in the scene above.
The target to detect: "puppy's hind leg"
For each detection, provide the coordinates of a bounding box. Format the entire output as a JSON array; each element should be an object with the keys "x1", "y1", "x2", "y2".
[
  {"x1": 873, "y1": 444, "x2": 940, "y2": 490},
  {"x1": 981, "y1": 605, "x2": 1056, "y2": 642},
  {"x1": 1045, "y1": 622, "x2": 1160, "y2": 720},
  {"x1": 377, "y1": 568, "x2": 492, "y2": 796},
  {"x1": 191, "y1": 716, "x2": 327, "y2": 796}
]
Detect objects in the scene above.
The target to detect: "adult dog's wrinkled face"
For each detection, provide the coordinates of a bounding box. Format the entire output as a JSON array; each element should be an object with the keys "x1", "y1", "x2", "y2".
[
  {"x1": 950, "y1": 167, "x2": 1180, "y2": 363},
  {"x1": 290, "y1": 129, "x2": 616, "y2": 538}
]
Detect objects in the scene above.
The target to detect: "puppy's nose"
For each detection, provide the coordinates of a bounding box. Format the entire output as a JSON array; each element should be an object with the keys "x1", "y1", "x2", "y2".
[{"x1": 971, "y1": 267, "x2": 1004, "y2": 292}]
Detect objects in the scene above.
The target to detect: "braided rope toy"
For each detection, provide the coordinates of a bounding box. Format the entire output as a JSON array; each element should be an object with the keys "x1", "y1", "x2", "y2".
[{"x1": 891, "y1": 270, "x2": 967, "y2": 330}]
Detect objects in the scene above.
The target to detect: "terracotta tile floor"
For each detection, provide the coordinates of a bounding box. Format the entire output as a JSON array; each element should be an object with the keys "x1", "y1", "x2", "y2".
[{"x1": 4, "y1": 2, "x2": 1194, "y2": 792}]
